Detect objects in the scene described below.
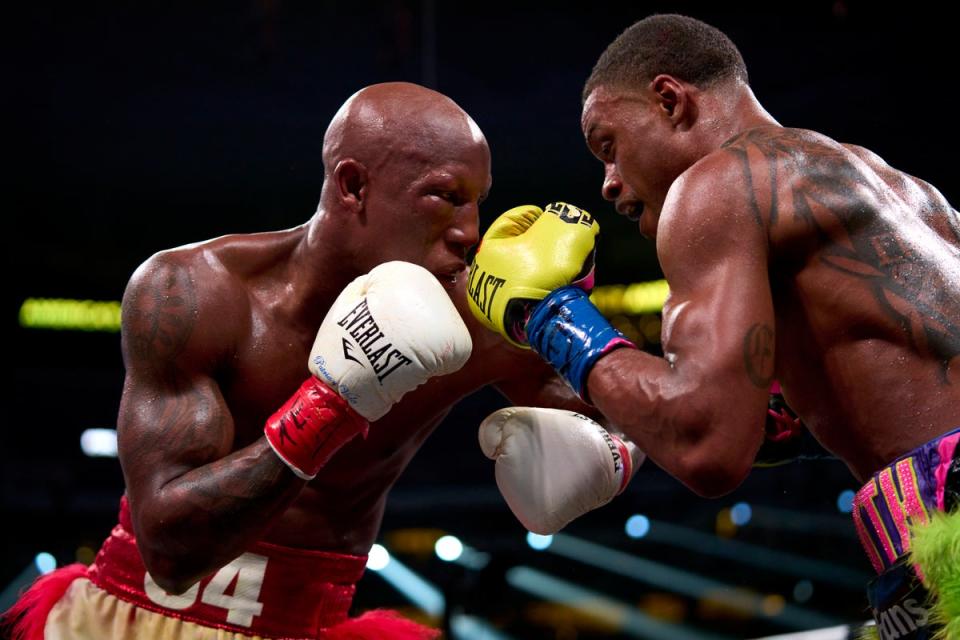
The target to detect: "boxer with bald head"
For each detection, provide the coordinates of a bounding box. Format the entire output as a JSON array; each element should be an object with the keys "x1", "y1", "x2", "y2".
[
  {"x1": 3, "y1": 82, "x2": 611, "y2": 640},
  {"x1": 474, "y1": 14, "x2": 960, "y2": 636}
]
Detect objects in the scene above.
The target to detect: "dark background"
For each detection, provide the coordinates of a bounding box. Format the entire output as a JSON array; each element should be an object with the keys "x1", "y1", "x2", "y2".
[{"x1": 7, "y1": 2, "x2": 958, "y2": 638}]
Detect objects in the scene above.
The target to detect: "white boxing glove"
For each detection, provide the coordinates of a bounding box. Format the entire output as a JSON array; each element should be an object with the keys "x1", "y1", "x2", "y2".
[
  {"x1": 309, "y1": 261, "x2": 473, "y2": 421},
  {"x1": 479, "y1": 407, "x2": 645, "y2": 534},
  {"x1": 265, "y1": 261, "x2": 473, "y2": 480}
]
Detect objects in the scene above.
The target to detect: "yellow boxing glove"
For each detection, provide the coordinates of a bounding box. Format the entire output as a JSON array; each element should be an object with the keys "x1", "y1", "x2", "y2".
[{"x1": 467, "y1": 202, "x2": 599, "y2": 348}]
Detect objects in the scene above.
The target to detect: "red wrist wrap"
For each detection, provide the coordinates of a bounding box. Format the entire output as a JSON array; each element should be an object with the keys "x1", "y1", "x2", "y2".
[{"x1": 264, "y1": 377, "x2": 369, "y2": 480}]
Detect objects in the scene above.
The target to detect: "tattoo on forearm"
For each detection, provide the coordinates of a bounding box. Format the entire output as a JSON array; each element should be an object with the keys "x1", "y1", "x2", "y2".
[
  {"x1": 723, "y1": 129, "x2": 960, "y2": 380},
  {"x1": 177, "y1": 445, "x2": 294, "y2": 530},
  {"x1": 743, "y1": 323, "x2": 775, "y2": 388}
]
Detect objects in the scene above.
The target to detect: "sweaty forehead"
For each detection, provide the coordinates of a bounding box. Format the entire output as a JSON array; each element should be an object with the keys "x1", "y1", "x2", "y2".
[
  {"x1": 415, "y1": 144, "x2": 493, "y2": 195},
  {"x1": 581, "y1": 85, "x2": 641, "y2": 137},
  {"x1": 581, "y1": 88, "x2": 611, "y2": 138}
]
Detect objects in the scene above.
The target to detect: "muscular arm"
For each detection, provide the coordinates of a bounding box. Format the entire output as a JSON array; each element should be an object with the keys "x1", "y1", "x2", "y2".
[
  {"x1": 586, "y1": 154, "x2": 772, "y2": 497},
  {"x1": 118, "y1": 253, "x2": 304, "y2": 594}
]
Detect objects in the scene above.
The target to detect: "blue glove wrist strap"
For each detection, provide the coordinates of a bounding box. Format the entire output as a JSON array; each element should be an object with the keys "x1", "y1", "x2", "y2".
[{"x1": 525, "y1": 286, "x2": 634, "y2": 398}]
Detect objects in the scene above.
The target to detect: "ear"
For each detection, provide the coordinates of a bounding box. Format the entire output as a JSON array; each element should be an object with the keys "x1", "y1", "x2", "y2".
[
  {"x1": 332, "y1": 159, "x2": 368, "y2": 212},
  {"x1": 650, "y1": 75, "x2": 695, "y2": 130}
]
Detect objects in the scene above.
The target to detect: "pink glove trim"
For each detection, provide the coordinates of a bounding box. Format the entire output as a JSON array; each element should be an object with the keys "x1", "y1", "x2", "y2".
[
  {"x1": 573, "y1": 266, "x2": 596, "y2": 293},
  {"x1": 614, "y1": 436, "x2": 633, "y2": 494},
  {"x1": 765, "y1": 408, "x2": 802, "y2": 442},
  {"x1": 600, "y1": 337, "x2": 637, "y2": 357}
]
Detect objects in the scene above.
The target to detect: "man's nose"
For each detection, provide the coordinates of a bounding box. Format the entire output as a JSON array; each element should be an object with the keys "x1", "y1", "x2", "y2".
[
  {"x1": 449, "y1": 206, "x2": 480, "y2": 256},
  {"x1": 602, "y1": 164, "x2": 622, "y2": 202}
]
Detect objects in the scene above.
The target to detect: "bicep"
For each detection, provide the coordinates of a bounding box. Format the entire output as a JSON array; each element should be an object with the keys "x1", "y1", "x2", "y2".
[
  {"x1": 117, "y1": 254, "x2": 236, "y2": 499},
  {"x1": 657, "y1": 166, "x2": 776, "y2": 428},
  {"x1": 661, "y1": 241, "x2": 775, "y2": 392}
]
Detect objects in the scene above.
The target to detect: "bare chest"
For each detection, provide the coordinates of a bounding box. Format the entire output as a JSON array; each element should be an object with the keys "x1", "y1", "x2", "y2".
[{"x1": 218, "y1": 317, "x2": 494, "y2": 462}]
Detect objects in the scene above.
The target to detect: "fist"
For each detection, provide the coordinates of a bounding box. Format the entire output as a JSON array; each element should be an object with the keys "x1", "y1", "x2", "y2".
[
  {"x1": 309, "y1": 261, "x2": 473, "y2": 421},
  {"x1": 479, "y1": 407, "x2": 644, "y2": 534},
  {"x1": 467, "y1": 202, "x2": 599, "y2": 348}
]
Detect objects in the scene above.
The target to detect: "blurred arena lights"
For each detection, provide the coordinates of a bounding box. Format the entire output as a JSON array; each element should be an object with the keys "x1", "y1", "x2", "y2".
[
  {"x1": 793, "y1": 580, "x2": 814, "y2": 603},
  {"x1": 526, "y1": 532, "x2": 553, "y2": 550},
  {"x1": 19, "y1": 297, "x2": 122, "y2": 332},
  {"x1": 441, "y1": 537, "x2": 490, "y2": 571},
  {"x1": 366, "y1": 544, "x2": 444, "y2": 616},
  {"x1": 591, "y1": 280, "x2": 670, "y2": 315},
  {"x1": 449, "y1": 614, "x2": 517, "y2": 640},
  {"x1": 80, "y1": 428, "x2": 119, "y2": 458},
  {"x1": 366, "y1": 544, "x2": 390, "y2": 571},
  {"x1": 35, "y1": 552, "x2": 56, "y2": 574},
  {"x1": 836, "y1": 489, "x2": 856, "y2": 513},
  {"x1": 544, "y1": 533, "x2": 845, "y2": 631},
  {"x1": 613, "y1": 517, "x2": 867, "y2": 589},
  {"x1": 716, "y1": 507, "x2": 737, "y2": 538},
  {"x1": 745, "y1": 504, "x2": 861, "y2": 539},
  {"x1": 368, "y1": 540, "x2": 507, "y2": 640},
  {"x1": 0, "y1": 553, "x2": 59, "y2": 612},
  {"x1": 625, "y1": 514, "x2": 651, "y2": 538},
  {"x1": 434, "y1": 535, "x2": 463, "y2": 562},
  {"x1": 761, "y1": 594, "x2": 786, "y2": 616},
  {"x1": 506, "y1": 566, "x2": 726, "y2": 640},
  {"x1": 730, "y1": 502, "x2": 753, "y2": 526}
]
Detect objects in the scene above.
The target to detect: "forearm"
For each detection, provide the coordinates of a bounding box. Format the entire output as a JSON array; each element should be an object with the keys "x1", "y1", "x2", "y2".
[
  {"x1": 136, "y1": 438, "x2": 305, "y2": 593},
  {"x1": 587, "y1": 349, "x2": 691, "y2": 464},
  {"x1": 587, "y1": 348, "x2": 760, "y2": 496}
]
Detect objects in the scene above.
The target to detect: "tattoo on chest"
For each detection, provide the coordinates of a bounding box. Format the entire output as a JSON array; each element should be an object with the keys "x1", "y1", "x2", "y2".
[{"x1": 723, "y1": 129, "x2": 960, "y2": 380}]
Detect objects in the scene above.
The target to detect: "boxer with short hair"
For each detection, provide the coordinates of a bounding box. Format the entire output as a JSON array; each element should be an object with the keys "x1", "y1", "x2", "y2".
[
  {"x1": 3, "y1": 82, "x2": 639, "y2": 640},
  {"x1": 472, "y1": 14, "x2": 960, "y2": 637}
]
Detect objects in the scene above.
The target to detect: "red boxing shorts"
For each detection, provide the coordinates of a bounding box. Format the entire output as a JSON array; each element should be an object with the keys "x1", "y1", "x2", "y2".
[{"x1": 4, "y1": 498, "x2": 439, "y2": 639}]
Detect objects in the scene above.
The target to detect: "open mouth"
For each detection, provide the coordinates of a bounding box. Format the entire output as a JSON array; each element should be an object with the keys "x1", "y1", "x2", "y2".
[
  {"x1": 435, "y1": 264, "x2": 466, "y2": 289},
  {"x1": 439, "y1": 273, "x2": 458, "y2": 288},
  {"x1": 624, "y1": 202, "x2": 643, "y2": 222}
]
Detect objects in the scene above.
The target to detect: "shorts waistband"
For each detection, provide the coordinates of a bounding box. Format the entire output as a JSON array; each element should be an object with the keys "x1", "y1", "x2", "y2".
[
  {"x1": 852, "y1": 427, "x2": 960, "y2": 574},
  {"x1": 88, "y1": 499, "x2": 367, "y2": 639}
]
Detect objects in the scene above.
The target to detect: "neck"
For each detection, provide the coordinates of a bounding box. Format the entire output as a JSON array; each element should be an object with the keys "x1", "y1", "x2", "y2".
[
  {"x1": 695, "y1": 81, "x2": 780, "y2": 150},
  {"x1": 287, "y1": 208, "x2": 360, "y2": 327}
]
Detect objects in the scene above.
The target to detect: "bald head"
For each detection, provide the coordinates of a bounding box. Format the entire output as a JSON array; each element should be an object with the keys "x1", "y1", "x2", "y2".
[
  {"x1": 322, "y1": 82, "x2": 486, "y2": 184},
  {"x1": 312, "y1": 82, "x2": 491, "y2": 280}
]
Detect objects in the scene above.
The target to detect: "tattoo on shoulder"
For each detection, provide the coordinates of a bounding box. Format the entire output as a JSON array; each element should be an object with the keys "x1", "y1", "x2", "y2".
[
  {"x1": 743, "y1": 323, "x2": 775, "y2": 388},
  {"x1": 724, "y1": 129, "x2": 960, "y2": 380},
  {"x1": 123, "y1": 258, "x2": 199, "y2": 369},
  {"x1": 721, "y1": 130, "x2": 780, "y2": 229}
]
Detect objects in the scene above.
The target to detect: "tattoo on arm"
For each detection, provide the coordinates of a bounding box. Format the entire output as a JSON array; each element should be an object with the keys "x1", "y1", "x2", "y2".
[
  {"x1": 743, "y1": 323, "x2": 775, "y2": 388},
  {"x1": 123, "y1": 259, "x2": 199, "y2": 372},
  {"x1": 120, "y1": 261, "x2": 299, "y2": 573},
  {"x1": 121, "y1": 258, "x2": 222, "y2": 466}
]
